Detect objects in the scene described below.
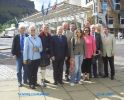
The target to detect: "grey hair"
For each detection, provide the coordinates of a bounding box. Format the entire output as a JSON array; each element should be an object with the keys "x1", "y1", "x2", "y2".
[
  {"x1": 28, "y1": 25, "x2": 36, "y2": 33},
  {"x1": 18, "y1": 23, "x2": 26, "y2": 29}
]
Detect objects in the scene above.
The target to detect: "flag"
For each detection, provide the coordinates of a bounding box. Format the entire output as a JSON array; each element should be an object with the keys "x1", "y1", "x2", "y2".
[
  {"x1": 46, "y1": 1, "x2": 51, "y2": 15},
  {"x1": 14, "y1": 17, "x2": 18, "y2": 28},
  {"x1": 41, "y1": 3, "x2": 45, "y2": 15},
  {"x1": 52, "y1": 0, "x2": 57, "y2": 10}
]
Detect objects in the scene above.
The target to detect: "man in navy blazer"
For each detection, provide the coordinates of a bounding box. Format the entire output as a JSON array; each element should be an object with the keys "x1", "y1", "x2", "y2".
[
  {"x1": 11, "y1": 24, "x2": 28, "y2": 87},
  {"x1": 51, "y1": 26, "x2": 68, "y2": 85}
]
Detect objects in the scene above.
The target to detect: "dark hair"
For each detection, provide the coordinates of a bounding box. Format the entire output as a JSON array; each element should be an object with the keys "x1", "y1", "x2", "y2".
[
  {"x1": 74, "y1": 28, "x2": 83, "y2": 38},
  {"x1": 83, "y1": 27, "x2": 90, "y2": 35}
]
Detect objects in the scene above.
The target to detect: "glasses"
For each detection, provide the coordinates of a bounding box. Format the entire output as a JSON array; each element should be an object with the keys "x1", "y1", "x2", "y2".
[{"x1": 31, "y1": 30, "x2": 35, "y2": 31}]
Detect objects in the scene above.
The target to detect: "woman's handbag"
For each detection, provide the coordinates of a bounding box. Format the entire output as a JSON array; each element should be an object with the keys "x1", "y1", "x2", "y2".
[{"x1": 27, "y1": 59, "x2": 32, "y2": 65}]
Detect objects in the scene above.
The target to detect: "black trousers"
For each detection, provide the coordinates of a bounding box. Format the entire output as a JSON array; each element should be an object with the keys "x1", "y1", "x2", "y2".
[
  {"x1": 92, "y1": 55, "x2": 98, "y2": 77},
  {"x1": 65, "y1": 57, "x2": 70, "y2": 77},
  {"x1": 82, "y1": 58, "x2": 92, "y2": 73},
  {"x1": 28, "y1": 59, "x2": 40, "y2": 85},
  {"x1": 52, "y1": 59, "x2": 64, "y2": 84},
  {"x1": 102, "y1": 56, "x2": 115, "y2": 77}
]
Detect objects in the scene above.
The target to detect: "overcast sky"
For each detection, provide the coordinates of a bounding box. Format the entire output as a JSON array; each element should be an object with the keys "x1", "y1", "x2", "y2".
[{"x1": 30, "y1": 0, "x2": 62, "y2": 11}]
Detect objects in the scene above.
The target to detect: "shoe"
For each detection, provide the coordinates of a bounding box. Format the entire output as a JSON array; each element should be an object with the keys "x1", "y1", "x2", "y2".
[
  {"x1": 35, "y1": 83, "x2": 41, "y2": 87},
  {"x1": 111, "y1": 76, "x2": 114, "y2": 80},
  {"x1": 44, "y1": 79, "x2": 50, "y2": 83},
  {"x1": 58, "y1": 83, "x2": 63, "y2": 87},
  {"x1": 41, "y1": 81, "x2": 46, "y2": 87},
  {"x1": 18, "y1": 83, "x2": 23, "y2": 87},
  {"x1": 30, "y1": 85, "x2": 36, "y2": 89},
  {"x1": 24, "y1": 81, "x2": 29, "y2": 85},
  {"x1": 70, "y1": 83, "x2": 75, "y2": 86},
  {"x1": 53, "y1": 82, "x2": 58, "y2": 85}
]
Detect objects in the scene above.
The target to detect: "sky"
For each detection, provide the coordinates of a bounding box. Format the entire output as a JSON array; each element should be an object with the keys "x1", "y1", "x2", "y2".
[{"x1": 30, "y1": 0, "x2": 62, "y2": 11}]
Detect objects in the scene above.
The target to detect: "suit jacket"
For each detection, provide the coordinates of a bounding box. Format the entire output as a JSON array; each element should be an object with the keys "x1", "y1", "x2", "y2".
[
  {"x1": 11, "y1": 33, "x2": 28, "y2": 57},
  {"x1": 63, "y1": 30, "x2": 74, "y2": 56},
  {"x1": 101, "y1": 33, "x2": 115, "y2": 57},
  {"x1": 95, "y1": 32, "x2": 103, "y2": 52},
  {"x1": 51, "y1": 35, "x2": 68, "y2": 60},
  {"x1": 39, "y1": 33, "x2": 52, "y2": 66}
]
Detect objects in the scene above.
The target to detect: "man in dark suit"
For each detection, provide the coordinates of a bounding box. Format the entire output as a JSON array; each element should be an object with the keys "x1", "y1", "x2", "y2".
[
  {"x1": 11, "y1": 24, "x2": 28, "y2": 87},
  {"x1": 91, "y1": 25, "x2": 103, "y2": 78},
  {"x1": 51, "y1": 26, "x2": 68, "y2": 85}
]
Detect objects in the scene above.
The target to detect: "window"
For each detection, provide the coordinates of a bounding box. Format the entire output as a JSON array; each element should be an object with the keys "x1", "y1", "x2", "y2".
[
  {"x1": 86, "y1": 0, "x2": 92, "y2": 4},
  {"x1": 108, "y1": 17, "x2": 113, "y2": 24},
  {"x1": 120, "y1": 18, "x2": 124, "y2": 24},
  {"x1": 115, "y1": 4, "x2": 120, "y2": 10},
  {"x1": 115, "y1": 0, "x2": 120, "y2": 3},
  {"x1": 102, "y1": 2, "x2": 107, "y2": 13}
]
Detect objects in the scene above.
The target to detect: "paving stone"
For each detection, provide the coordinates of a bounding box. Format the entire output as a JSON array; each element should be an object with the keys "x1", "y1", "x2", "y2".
[
  {"x1": 0, "y1": 91, "x2": 18, "y2": 100},
  {"x1": 69, "y1": 90, "x2": 97, "y2": 100}
]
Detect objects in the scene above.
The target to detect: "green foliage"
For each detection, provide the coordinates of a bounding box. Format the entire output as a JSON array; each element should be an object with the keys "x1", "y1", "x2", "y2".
[{"x1": 0, "y1": 0, "x2": 37, "y2": 24}]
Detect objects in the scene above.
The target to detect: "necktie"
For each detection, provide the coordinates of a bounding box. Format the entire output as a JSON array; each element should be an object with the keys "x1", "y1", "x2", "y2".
[
  {"x1": 59, "y1": 36, "x2": 62, "y2": 42},
  {"x1": 20, "y1": 35, "x2": 24, "y2": 50}
]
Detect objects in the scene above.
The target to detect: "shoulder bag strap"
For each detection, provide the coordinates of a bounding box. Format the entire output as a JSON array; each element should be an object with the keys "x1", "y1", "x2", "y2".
[{"x1": 28, "y1": 37, "x2": 34, "y2": 60}]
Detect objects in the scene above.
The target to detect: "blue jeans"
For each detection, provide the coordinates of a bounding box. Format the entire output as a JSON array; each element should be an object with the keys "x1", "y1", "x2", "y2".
[
  {"x1": 70, "y1": 55, "x2": 83, "y2": 83},
  {"x1": 16, "y1": 55, "x2": 28, "y2": 83}
]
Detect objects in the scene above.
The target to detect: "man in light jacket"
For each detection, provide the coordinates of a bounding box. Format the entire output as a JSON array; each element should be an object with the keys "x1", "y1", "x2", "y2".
[{"x1": 101, "y1": 26, "x2": 115, "y2": 80}]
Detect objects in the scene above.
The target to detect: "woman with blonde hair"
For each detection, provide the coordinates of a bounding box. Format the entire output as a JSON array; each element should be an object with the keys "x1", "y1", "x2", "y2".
[{"x1": 23, "y1": 25, "x2": 43, "y2": 89}]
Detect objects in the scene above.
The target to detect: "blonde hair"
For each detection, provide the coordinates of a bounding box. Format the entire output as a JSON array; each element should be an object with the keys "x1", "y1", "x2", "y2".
[{"x1": 95, "y1": 24, "x2": 103, "y2": 33}]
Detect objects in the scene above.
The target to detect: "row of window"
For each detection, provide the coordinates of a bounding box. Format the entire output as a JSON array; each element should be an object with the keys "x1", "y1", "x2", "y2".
[
  {"x1": 108, "y1": 18, "x2": 124, "y2": 24},
  {"x1": 86, "y1": 0, "x2": 92, "y2": 4}
]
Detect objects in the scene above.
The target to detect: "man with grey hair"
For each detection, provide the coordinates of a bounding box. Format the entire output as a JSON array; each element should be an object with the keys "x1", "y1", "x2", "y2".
[
  {"x1": 62, "y1": 22, "x2": 75, "y2": 81},
  {"x1": 51, "y1": 26, "x2": 68, "y2": 85},
  {"x1": 11, "y1": 23, "x2": 29, "y2": 87}
]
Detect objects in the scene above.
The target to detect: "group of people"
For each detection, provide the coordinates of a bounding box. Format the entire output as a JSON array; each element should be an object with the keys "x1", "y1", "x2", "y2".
[{"x1": 11, "y1": 20, "x2": 115, "y2": 89}]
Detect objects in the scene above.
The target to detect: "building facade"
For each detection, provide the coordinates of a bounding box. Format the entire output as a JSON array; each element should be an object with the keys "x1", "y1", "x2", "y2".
[{"x1": 82, "y1": 0, "x2": 124, "y2": 34}]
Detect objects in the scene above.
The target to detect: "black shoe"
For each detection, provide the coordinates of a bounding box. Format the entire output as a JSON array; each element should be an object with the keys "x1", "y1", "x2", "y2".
[
  {"x1": 30, "y1": 85, "x2": 36, "y2": 89},
  {"x1": 44, "y1": 79, "x2": 50, "y2": 83},
  {"x1": 111, "y1": 76, "x2": 114, "y2": 80},
  {"x1": 35, "y1": 83, "x2": 41, "y2": 86},
  {"x1": 102, "y1": 75, "x2": 108, "y2": 78},
  {"x1": 53, "y1": 82, "x2": 58, "y2": 85},
  {"x1": 24, "y1": 81, "x2": 29, "y2": 85},
  {"x1": 18, "y1": 83, "x2": 23, "y2": 87}
]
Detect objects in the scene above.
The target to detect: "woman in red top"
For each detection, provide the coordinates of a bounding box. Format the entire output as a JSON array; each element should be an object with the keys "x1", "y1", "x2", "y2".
[{"x1": 81, "y1": 27, "x2": 96, "y2": 81}]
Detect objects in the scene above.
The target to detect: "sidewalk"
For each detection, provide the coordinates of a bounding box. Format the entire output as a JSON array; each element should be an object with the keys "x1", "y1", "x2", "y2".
[
  {"x1": 0, "y1": 65, "x2": 124, "y2": 100},
  {"x1": 0, "y1": 39, "x2": 124, "y2": 100}
]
